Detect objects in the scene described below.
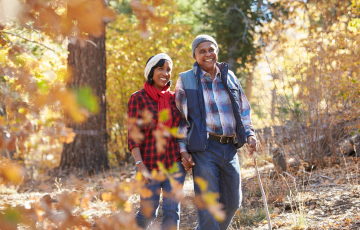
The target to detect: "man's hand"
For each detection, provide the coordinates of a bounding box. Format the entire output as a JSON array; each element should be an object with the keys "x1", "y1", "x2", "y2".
[
  {"x1": 136, "y1": 163, "x2": 152, "y2": 184},
  {"x1": 180, "y1": 151, "x2": 195, "y2": 172},
  {"x1": 247, "y1": 136, "x2": 258, "y2": 155}
]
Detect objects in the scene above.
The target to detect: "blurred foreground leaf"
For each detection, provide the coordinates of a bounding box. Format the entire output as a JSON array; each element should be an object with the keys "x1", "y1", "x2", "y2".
[{"x1": 74, "y1": 86, "x2": 99, "y2": 113}]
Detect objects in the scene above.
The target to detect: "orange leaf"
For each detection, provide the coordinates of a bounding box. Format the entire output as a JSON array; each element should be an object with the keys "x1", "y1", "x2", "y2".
[
  {"x1": 101, "y1": 192, "x2": 113, "y2": 201},
  {"x1": 0, "y1": 163, "x2": 26, "y2": 185},
  {"x1": 153, "y1": 129, "x2": 167, "y2": 153},
  {"x1": 140, "y1": 187, "x2": 153, "y2": 198},
  {"x1": 141, "y1": 109, "x2": 153, "y2": 124},
  {"x1": 7, "y1": 136, "x2": 16, "y2": 151}
]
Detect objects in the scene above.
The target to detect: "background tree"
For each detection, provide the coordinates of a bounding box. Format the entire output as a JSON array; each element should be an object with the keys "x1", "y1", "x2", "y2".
[
  {"x1": 252, "y1": 0, "x2": 360, "y2": 162},
  {"x1": 197, "y1": 0, "x2": 284, "y2": 101},
  {"x1": 0, "y1": 0, "x2": 114, "y2": 173},
  {"x1": 59, "y1": 31, "x2": 109, "y2": 174},
  {"x1": 59, "y1": 0, "x2": 119, "y2": 174}
]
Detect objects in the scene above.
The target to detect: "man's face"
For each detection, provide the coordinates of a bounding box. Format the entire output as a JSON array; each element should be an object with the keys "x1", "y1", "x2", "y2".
[{"x1": 194, "y1": 41, "x2": 218, "y2": 73}]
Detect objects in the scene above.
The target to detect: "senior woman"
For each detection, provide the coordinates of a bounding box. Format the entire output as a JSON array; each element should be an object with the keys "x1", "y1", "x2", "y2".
[{"x1": 127, "y1": 53, "x2": 190, "y2": 230}]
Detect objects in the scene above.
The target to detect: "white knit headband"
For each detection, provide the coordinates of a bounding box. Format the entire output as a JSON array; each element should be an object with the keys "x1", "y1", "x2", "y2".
[{"x1": 144, "y1": 53, "x2": 173, "y2": 79}]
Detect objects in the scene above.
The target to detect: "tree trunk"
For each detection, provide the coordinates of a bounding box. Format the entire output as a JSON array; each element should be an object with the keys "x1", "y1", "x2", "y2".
[
  {"x1": 60, "y1": 25, "x2": 109, "y2": 174},
  {"x1": 245, "y1": 70, "x2": 254, "y2": 102},
  {"x1": 272, "y1": 148, "x2": 287, "y2": 174},
  {"x1": 227, "y1": 43, "x2": 237, "y2": 72},
  {"x1": 271, "y1": 73, "x2": 278, "y2": 121}
]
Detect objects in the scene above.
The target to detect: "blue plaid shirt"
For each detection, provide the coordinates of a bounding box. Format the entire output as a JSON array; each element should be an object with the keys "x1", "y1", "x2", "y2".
[{"x1": 175, "y1": 66, "x2": 255, "y2": 153}]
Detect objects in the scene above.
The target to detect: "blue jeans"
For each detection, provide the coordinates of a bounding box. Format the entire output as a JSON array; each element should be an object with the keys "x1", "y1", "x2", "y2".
[
  {"x1": 135, "y1": 162, "x2": 186, "y2": 230},
  {"x1": 192, "y1": 139, "x2": 242, "y2": 230}
]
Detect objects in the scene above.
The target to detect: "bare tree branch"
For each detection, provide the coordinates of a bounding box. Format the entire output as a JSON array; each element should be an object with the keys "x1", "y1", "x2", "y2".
[
  {"x1": 0, "y1": 31, "x2": 56, "y2": 52},
  {"x1": 225, "y1": 4, "x2": 250, "y2": 44}
]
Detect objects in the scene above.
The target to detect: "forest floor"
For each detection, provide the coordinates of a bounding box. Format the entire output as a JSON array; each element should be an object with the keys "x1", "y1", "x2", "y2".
[
  {"x1": 175, "y1": 155, "x2": 360, "y2": 230},
  {"x1": 1, "y1": 155, "x2": 360, "y2": 229}
]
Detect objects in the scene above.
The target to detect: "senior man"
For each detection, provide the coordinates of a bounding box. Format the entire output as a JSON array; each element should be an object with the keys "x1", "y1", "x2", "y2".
[{"x1": 175, "y1": 34, "x2": 258, "y2": 230}]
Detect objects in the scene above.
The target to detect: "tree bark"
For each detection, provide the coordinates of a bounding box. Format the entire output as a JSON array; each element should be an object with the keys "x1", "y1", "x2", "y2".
[
  {"x1": 60, "y1": 25, "x2": 109, "y2": 174},
  {"x1": 227, "y1": 43, "x2": 237, "y2": 72},
  {"x1": 245, "y1": 70, "x2": 254, "y2": 102},
  {"x1": 271, "y1": 73, "x2": 278, "y2": 121},
  {"x1": 272, "y1": 148, "x2": 287, "y2": 173}
]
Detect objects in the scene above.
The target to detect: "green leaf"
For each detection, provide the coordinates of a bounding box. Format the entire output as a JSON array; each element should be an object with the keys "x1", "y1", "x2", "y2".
[
  {"x1": 36, "y1": 80, "x2": 49, "y2": 94},
  {"x1": 74, "y1": 86, "x2": 99, "y2": 113},
  {"x1": 3, "y1": 208, "x2": 22, "y2": 224},
  {"x1": 157, "y1": 162, "x2": 167, "y2": 174},
  {"x1": 168, "y1": 161, "x2": 179, "y2": 175}
]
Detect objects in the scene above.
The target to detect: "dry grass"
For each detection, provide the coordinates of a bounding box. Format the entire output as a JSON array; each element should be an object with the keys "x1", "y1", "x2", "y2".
[{"x1": 230, "y1": 207, "x2": 272, "y2": 229}]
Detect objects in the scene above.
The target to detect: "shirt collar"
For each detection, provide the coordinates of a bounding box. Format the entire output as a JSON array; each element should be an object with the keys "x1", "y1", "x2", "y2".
[{"x1": 200, "y1": 66, "x2": 221, "y2": 79}]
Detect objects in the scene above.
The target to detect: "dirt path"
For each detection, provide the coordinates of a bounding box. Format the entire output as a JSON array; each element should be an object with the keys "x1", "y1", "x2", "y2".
[{"x1": 1, "y1": 156, "x2": 360, "y2": 230}]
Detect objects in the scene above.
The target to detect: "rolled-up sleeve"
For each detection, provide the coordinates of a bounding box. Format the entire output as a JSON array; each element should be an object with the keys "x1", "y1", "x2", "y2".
[{"x1": 175, "y1": 77, "x2": 190, "y2": 153}]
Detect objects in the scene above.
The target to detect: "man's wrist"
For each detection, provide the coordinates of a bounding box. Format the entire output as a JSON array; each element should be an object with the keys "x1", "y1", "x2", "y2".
[
  {"x1": 180, "y1": 151, "x2": 190, "y2": 157},
  {"x1": 135, "y1": 160, "x2": 143, "y2": 165},
  {"x1": 178, "y1": 142, "x2": 187, "y2": 153}
]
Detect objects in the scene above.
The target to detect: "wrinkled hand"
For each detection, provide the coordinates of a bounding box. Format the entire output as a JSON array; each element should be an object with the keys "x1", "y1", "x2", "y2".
[
  {"x1": 180, "y1": 151, "x2": 195, "y2": 172},
  {"x1": 136, "y1": 163, "x2": 152, "y2": 184},
  {"x1": 247, "y1": 136, "x2": 258, "y2": 155}
]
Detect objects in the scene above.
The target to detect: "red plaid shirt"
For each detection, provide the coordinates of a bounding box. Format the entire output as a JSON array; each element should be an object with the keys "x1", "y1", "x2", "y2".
[{"x1": 127, "y1": 89, "x2": 181, "y2": 170}]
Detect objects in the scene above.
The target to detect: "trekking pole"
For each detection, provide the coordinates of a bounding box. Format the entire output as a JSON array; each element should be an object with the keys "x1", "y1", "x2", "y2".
[{"x1": 254, "y1": 156, "x2": 272, "y2": 230}]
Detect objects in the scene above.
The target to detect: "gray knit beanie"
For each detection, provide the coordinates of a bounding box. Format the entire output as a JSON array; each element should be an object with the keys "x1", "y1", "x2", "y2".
[{"x1": 192, "y1": 34, "x2": 218, "y2": 58}]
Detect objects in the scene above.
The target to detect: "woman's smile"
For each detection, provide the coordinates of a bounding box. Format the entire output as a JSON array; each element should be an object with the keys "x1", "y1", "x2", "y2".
[{"x1": 152, "y1": 60, "x2": 172, "y2": 90}]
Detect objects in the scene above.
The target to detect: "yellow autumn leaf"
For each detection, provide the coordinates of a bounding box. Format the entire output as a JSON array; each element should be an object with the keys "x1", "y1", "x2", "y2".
[
  {"x1": 170, "y1": 127, "x2": 184, "y2": 138},
  {"x1": 0, "y1": 163, "x2": 26, "y2": 185},
  {"x1": 124, "y1": 200, "x2": 132, "y2": 213},
  {"x1": 135, "y1": 171, "x2": 143, "y2": 181},
  {"x1": 101, "y1": 192, "x2": 113, "y2": 201},
  {"x1": 202, "y1": 192, "x2": 219, "y2": 206},
  {"x1": 0, "y1": 116, "x2": 5, "y2": 125},
  {"x1": 56, "y1": 90, "x2": 86, "y2": 123},
  {"x1": 159, "y1": 108, "x2": 170, "y2": 122},
  {"x1": 151, "y1": 170, "x2": 166, "y2": 182},
  {"x1": 195, "y1": 177, "x2": 208, "y2": 192}
]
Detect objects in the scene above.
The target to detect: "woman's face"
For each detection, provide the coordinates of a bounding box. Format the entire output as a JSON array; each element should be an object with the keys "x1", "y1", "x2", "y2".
[{"x1": 152, "y1": 60, "x2": 172, "y2": 90}]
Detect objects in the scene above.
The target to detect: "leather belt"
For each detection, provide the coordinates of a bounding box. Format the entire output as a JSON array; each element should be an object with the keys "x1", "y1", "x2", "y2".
[{"x1": 208, "y1": 133, "x2": 233, "y2": 144}]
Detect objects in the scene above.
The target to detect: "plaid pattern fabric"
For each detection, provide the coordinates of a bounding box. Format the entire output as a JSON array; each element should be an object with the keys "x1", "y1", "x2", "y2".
[
  {"x1": 127, "y1": 89, "x2": 181, "y2": 170},
  {"x1": 200, "y1": 67, "x2": 236, "y2": 136},
  {"x1": 175, "y1": 66, "x2": 255, "y2": 153}
]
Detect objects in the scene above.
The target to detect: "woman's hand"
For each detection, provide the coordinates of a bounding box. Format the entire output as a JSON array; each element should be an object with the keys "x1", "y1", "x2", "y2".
[
  {"x1": 136, "y1": 162, "x2": 152, "y2": 184},
  {"x1": 131, "y1": 147, "x2": 152, "y2": 183},
  {"x1": 180, "y1": 151, "x2": 195, "y2": 172}
]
